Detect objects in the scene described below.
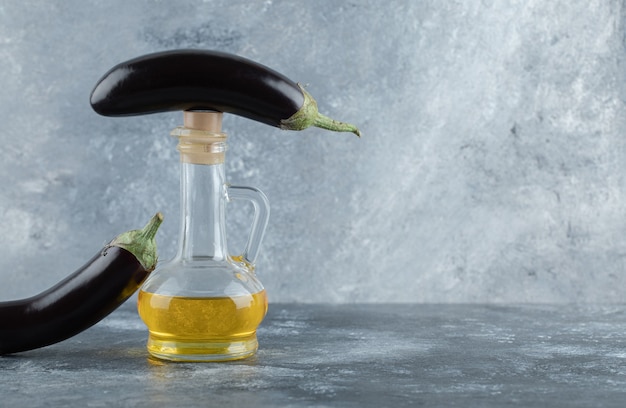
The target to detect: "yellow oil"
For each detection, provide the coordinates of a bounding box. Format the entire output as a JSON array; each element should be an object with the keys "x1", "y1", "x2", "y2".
[{"x1": 137, "y1": 289, "x2": 268, "y2": 362}]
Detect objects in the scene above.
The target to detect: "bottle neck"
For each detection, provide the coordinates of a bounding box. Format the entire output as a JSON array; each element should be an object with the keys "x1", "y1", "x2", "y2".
[
  {"x1": 176, "y1": 161, "x2": 228, "y2": 262},
  {"x1": 171, "y1": 111, "x2": 229, "y2": 263}
]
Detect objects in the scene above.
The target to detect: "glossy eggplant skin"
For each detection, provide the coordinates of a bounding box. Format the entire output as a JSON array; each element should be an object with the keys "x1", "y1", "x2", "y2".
[
  {"x1": 90, "y1": 50, "x2": 305, "y2": 128},
  {"x1": 0, "y1": 246, "x2": 149, "y2": 355}
]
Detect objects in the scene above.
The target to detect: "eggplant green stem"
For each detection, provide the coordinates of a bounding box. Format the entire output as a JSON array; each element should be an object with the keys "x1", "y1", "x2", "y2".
[
  {"x1": 109, "y1": 212, "x2": 163, "y2": 271},
  {"x1": 280, "y1": 84, "x2": 361, "y2": 137}
]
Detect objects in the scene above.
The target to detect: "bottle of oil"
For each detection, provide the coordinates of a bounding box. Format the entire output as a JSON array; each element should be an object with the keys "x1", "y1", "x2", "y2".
[{"x1": 138, "y1": 111, "x2": 269, "y2": 362}]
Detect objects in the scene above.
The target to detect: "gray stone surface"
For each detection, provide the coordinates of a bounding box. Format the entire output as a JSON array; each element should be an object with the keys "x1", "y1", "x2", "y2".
[
  {"x1": 1, "y1": 1, "x2": 626, "y2": 303},
  {"x1": 1, "y1": 303, "x2": 626, "y2": 407}
]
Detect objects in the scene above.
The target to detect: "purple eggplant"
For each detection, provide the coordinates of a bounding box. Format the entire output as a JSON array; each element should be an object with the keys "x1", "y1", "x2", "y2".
[
  {"x1": 90, "y1": 49, "x2": 360, "y2": 136},
  {"x1": 0, "y1": 213, "x2": 162, "y2": 355}
]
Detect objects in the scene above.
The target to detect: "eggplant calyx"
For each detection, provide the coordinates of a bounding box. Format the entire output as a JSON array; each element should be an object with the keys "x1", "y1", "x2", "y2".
[
  {"x1": 109, "y1": 212, "x2": 164, "y2": 271},
  {"x1": 280, "y1": 85, "x2": 361, "y2": 137}
]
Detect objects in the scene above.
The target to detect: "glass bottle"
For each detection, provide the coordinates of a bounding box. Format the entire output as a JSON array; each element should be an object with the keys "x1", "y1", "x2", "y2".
[{"x1": 137, "y1": 111, "x2": 270, "y2": 362}]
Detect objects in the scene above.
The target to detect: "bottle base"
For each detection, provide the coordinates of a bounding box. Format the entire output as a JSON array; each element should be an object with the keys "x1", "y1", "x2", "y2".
[{"x1": 145, "y1": 332, "x2": 259, "y2": 362}]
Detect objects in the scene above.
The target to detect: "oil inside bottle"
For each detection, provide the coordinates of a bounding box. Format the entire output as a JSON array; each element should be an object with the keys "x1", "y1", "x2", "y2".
[{"x1": 137, "y1": 289, "x2": 268, "y2": 362}]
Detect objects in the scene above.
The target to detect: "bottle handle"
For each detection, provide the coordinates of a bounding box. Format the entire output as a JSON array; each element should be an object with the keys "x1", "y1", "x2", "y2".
[{"x1": 226, "y1": 185, "x2": 270, "y2": 269}]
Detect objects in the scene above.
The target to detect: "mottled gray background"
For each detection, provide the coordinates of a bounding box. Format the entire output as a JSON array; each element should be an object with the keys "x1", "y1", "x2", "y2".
[{"x1": 0, "y1": 1, "x2": 625, "y2": 303}]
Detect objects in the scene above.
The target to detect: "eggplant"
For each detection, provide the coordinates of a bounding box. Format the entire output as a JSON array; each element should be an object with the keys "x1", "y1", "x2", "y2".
[
  {"x1": 90, "y1": 49, "x2": 361, "y2": 136},
  {"x1": 0, "y1": 213, "x2": 163, "y2": 355}
]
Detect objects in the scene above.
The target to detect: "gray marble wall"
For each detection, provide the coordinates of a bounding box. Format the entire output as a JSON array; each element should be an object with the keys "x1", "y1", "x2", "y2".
[{"x1": 1, "y1": 1, "x2": 625, "y2": 303}]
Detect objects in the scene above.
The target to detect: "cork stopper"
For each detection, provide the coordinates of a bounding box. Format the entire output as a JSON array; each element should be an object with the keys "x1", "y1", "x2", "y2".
[
  {"x1": 171, "y1": 111, "x2": 227, "y2": 165},
  {"x1": 183, "y1": 110, "x2": 222, "y2": 132}
]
